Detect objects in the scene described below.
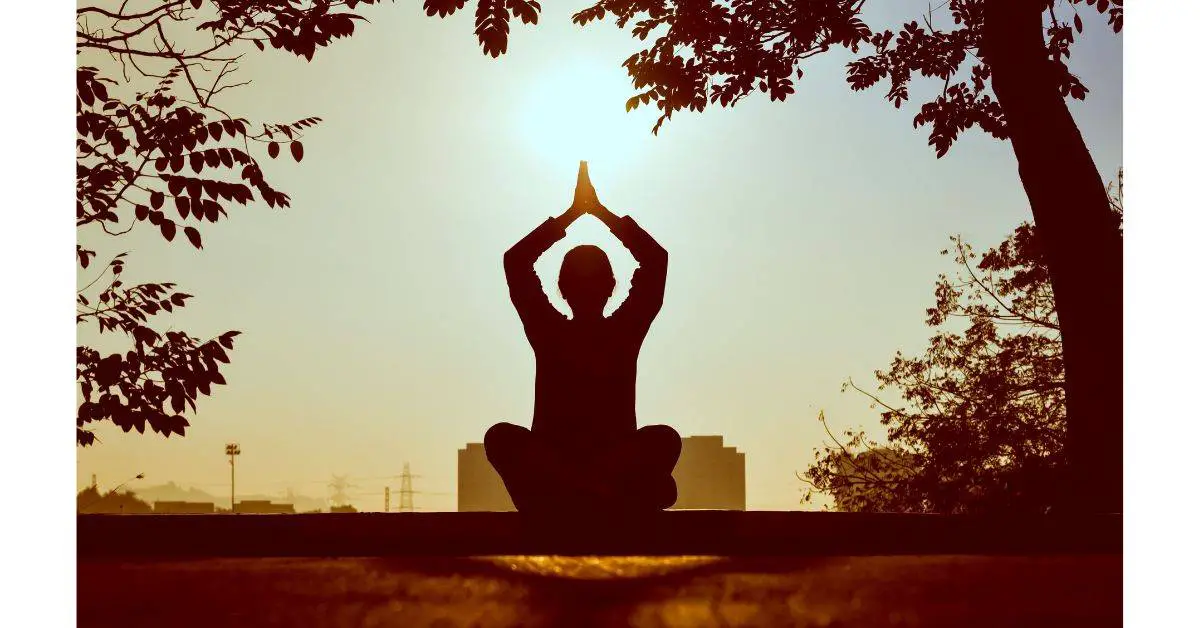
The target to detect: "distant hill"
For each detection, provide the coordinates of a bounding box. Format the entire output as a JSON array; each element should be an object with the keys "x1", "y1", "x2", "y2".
[
  {"x1": 132, "y1": 482, "x2": 327, "y2": 513},
  {"x1": 132, "y1": 482, "x2": 215, "y2": 504}
]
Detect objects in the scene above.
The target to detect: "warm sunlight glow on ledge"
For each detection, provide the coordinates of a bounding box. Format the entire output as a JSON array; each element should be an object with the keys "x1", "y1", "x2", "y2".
[{"x1": 481, "y1": 556, "x2": 723, "y2": 580}]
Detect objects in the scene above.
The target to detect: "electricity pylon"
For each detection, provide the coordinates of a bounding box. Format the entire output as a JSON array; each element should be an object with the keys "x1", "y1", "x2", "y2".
[
  {"x1": 329, "y1": 474, "x2": 355, "y2": 509},
  {"x1": 398, "y1": 463, "x2": 415, "y2": 513}
]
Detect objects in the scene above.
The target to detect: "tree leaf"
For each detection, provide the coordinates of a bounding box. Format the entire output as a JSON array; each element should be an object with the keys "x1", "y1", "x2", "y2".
[
  {"x1": 290, "y1": 141, "x2": 304, "y2": 162},
  {"x1": 180, "y1": 179, "x2": 198, "y2": 201},
  {"x1": 184, "y1": 226, "x2": 203, "y2": 249},
  {"x1": 268, "y1": 142, "x2": 280, "y2": 159},
  {"x1": 78, "y1": 81, "x2": 95, "y2": 107}
]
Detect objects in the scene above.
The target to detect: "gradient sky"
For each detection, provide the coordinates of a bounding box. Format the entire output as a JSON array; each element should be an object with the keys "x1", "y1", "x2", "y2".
[{"x1": 76, "y1": 2, "x2": 1122, "y2": 511}]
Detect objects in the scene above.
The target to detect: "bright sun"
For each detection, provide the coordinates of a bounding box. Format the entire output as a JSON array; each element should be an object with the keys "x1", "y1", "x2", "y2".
[{"x1": 519, "y1": 58, "x2": 653, "y2": 173}]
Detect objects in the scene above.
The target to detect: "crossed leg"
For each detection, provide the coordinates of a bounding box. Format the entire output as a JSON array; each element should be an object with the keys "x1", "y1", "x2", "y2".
[
  {"x1": 484, "y1": 422, "x2": 682, "y2": 514},
  {"x1": 594, "y1": 424, "x2": 681, "y2": 511},
  {"x1": 484, "y1": 422, "x2": 579, "y2": 512}
]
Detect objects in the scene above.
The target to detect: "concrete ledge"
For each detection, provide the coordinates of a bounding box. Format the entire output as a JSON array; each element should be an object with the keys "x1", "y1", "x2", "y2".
[
  {"x1": 77, "y1": 511, "x2": 1120, "y2": 558},
  {"x1": 78, "y1": 555, "x2": 1122, "y2": 627}
]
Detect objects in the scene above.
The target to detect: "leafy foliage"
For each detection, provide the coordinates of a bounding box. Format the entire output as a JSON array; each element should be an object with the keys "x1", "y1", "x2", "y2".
[
  {"x1": 76, "y1": 1, "x2": 387, "y2": 445},
  {"x1": 423, "y1": 0, "x2": 541, "y2": 57},
  {"x1": 577, "y1": 0, "x2": 1121, "y2": 151},
  {"x1": 424, "y1": 0, "x2": 1120, "y2": 155},
  {"x1": 800, "y1": 420, "x2": 924, "y2": 513},
  {"x1": 76, "y1": 252, "x2": 244, "y2": 443},
  {"x1": 800, "y1": 172, "x2": 1122, "y2": 513},
  {"x1": 77, "y1": 486, "x2": 154, "y2": 514}
]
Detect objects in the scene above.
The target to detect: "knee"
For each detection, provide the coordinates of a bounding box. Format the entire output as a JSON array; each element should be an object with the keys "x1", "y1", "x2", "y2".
[
  {"x1": 484, "y1": 422, "x2": 529, "y2": 466},
  {"x1": 638, "y1": 424, "x2": 682, "y2": 460}
]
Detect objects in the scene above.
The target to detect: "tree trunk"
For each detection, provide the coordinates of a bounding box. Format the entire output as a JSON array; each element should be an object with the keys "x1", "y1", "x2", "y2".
[{"x1": 982, "y1": 0, "x2": 1123, "y2": 513}]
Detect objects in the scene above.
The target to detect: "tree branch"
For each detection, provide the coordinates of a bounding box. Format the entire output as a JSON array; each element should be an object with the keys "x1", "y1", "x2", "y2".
[{"x1": 77, "y1": 1, "x2": 186, "y2": 22}]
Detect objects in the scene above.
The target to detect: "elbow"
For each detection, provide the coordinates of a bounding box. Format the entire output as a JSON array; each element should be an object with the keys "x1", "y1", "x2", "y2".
[
  {"x1": 503, "y1": 247, "x2": 522, "y2": 270},
  {"x1": 645, "y1": 244, "x2": 668, "y2": 269},
  {"x1": 504, "y1": 247, "x2": 533, "y2": 278},
  {"x1": 629, "y1": 236, "x2": 667, "y2": 269}
]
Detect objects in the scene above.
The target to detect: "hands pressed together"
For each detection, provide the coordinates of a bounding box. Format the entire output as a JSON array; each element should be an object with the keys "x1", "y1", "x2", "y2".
[{"x1": 557, "y1": 161, "x2": 621, "y2": 230}]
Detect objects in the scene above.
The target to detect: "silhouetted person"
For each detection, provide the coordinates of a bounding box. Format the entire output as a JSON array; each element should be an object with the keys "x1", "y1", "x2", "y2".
[{"x1": 486, "y1": 163, "x2": 681, "y2": 514}]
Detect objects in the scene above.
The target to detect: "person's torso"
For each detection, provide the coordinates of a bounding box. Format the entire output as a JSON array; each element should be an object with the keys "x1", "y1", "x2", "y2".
[{"x1": 529, "y1": 317, "x2": 644, "y2": 443}]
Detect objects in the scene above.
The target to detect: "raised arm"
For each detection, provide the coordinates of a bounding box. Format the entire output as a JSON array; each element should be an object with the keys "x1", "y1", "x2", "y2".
[
  {"x1": 504, "y1": 206, "x2": 584, "y2": 330},
  {"x1": 593, "y1": 205, "x2": 668, "y2": 329}
]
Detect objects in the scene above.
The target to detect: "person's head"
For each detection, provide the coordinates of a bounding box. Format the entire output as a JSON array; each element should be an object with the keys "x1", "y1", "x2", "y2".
[{"x1": 558, "y1": 245, "x2": 615, "y2": 317}]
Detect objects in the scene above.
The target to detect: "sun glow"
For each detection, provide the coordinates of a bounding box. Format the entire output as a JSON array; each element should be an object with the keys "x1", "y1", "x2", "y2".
[{"x1": 518, "y1": 57, "x2": 654, "y2": 175}]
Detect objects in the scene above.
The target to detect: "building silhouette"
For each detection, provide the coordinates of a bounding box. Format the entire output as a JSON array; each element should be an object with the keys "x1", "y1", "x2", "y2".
[
  {"x1": 234, "y1": 500, "x2": 295, "y2": 514},
  {"x1": 671, "y1": 435, "x2": 746, "y2": 510},
  {"x1": 458, "y1": 443, "x2": 516, "y2": 512},
  {"x1": 456, "y1": 434, "x2": 745, "y2": 511}
]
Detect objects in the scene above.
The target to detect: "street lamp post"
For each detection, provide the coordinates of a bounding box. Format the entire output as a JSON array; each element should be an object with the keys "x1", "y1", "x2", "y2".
[{"x1": 225, "y1": 443, "x2": 241, "y2": 513}]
